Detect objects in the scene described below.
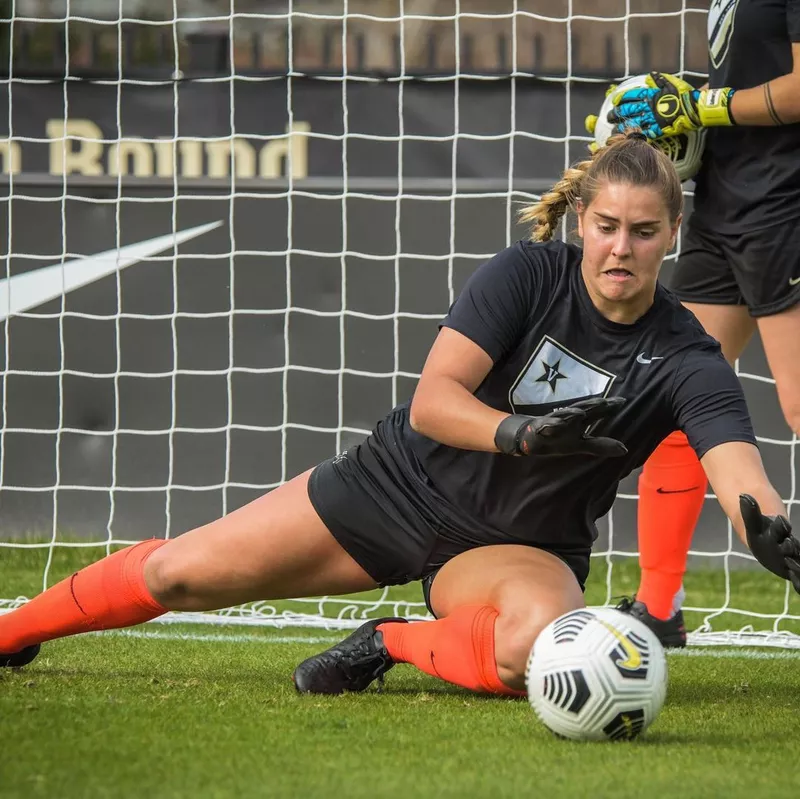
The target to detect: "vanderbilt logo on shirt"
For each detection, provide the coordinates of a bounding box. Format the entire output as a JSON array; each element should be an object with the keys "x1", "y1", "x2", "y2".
[
  {"x1": 708, "y1": 0, "x2": 739, "y2": 68},
  {"x1": 509, "y1": 336, "x2": 616, "y2": 415}
]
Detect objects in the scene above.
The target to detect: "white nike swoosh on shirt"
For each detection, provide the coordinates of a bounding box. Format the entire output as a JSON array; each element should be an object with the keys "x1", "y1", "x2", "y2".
[
  {"x1": 790, "y1": 276, "x2": 800, "y2": 287},
  {"x1": 636, "y1": 353, "x2": 665, "y2": 365},
  {"x1": 0, "y1": 220, "x2": 222, "y2": 322}
]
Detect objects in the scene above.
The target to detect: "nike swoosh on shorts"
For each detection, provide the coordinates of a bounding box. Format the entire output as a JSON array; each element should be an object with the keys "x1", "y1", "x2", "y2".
[{"x1": 0, "y1": 220, "x2": 222, "y2": 321}]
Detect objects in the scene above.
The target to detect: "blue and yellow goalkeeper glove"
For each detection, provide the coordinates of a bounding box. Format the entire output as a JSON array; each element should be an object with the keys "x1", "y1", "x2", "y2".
[
  {"x1": 607, "y1": 72, "x2": 735, "y2": 139},
  {"x1": 584, "y1": 82, "x2": 619, "y2": 153}
]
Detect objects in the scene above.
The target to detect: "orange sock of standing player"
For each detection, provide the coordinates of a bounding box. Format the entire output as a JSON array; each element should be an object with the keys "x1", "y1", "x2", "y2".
[
  {"x1": 0, "y1": 539, "x2": 168, "y2": 654},
  {"x1": 378, "y1": 604, "x2": 524, "y2": 696},
  {"x1": 637, "y1": 431, "x2": 707, "y2": 620}
]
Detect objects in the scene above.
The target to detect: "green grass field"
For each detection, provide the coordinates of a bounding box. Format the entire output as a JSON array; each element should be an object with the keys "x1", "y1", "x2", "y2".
[{"x1": 2, "y1": 545, "x2": 800, "y2": 798}]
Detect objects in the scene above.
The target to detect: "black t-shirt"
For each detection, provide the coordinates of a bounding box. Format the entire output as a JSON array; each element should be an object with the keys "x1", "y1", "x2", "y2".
[
  {"x1": 374, "y1": 240, "x2": 756, "y2": 554},
  {"x1": 692, "y1": 0, "x2": 800, "y2": 233}
]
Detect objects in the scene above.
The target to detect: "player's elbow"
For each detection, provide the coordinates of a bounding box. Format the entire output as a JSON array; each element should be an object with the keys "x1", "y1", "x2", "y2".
[
  {"x1": 409, "y1": 379, "x2": 443, "y2": 436},
  {"x1": 408, "y1": 393, "x2": 431, "y2": 435},
  {"x1": 777, "y1": 397, "x2": 800, "y2": 438}
]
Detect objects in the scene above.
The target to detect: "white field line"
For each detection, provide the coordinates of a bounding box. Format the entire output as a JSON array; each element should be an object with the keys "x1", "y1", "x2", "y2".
[
  {"x1": 99, "y1": 629, "x2": 340, "y2": 645},
  {"x1": 100, "y1": 628, "x2": 800, "y2": 658},
  {"x1": 668, "y1": 647, "x2": 800, "y2": 660}
]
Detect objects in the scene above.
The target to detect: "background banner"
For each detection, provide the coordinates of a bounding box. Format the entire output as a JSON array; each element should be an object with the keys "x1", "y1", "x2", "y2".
[
  {"x1": 0, "y1": 79, "x2": 788, "y2": 563},
  {"x1": 0, "y1": 78, "x2": 603, "y2": 182}
]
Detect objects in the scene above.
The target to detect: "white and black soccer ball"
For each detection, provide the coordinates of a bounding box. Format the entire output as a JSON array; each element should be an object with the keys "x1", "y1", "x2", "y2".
[
  {"x1": 526, "y1": 607, "x2": 668, "y2": 742},
  {"x1": 592, "y1": 73, "x2": 706, "y2": 183}
]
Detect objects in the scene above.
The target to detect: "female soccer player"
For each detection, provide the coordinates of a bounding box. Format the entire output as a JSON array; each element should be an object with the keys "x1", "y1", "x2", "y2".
[
  {"x1": 2, "y1": 132, "x2": 798, "y2": 701},
  {"x1": 591, "y1": 0, "x2": 800, "y2": 644}
]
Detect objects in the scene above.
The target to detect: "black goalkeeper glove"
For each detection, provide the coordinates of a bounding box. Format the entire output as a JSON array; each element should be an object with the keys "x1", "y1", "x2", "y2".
[
  {"x1": 740, "y1": 494, "x2": 800, "y2": 594},
  {"x1": 494, "y1": 396, "x2": 627, "y2": 458}
]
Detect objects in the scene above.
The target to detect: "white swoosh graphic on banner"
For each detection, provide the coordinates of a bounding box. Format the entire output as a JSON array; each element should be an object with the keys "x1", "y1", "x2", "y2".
[{"x1": 0, "y1": 220, "x2": 223, "y2": 321}]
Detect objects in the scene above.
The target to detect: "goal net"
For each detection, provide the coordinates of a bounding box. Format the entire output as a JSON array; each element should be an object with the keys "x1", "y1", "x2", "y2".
[{"x1": 0, "y1": 0, "x2": 798, "y2": 645}]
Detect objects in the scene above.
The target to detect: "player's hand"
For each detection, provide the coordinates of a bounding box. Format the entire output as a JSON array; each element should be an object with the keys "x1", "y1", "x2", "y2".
[
  {"x1": 740, "y1": 494, "x2": 800, "y2": 594},
  {"x1": 584, "y1": 113, "x2": 600, "y2": 153},
  {"x1": 584, "y1": 82, "x2": 619, "y2": 153},
  {"x1": 607, "y1": 72, "x2": 734, "y2": 139},
  {"x1": 494, "y1": 397, "x2": 628, "y2": 458}
]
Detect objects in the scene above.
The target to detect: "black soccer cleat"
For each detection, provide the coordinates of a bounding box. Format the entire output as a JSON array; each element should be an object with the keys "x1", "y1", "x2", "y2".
[
  {"x1": 0, "y1": 643, "x2": 41, "y2": 669},
  {"x1": 292, "y1": 617, "x2": 407, "y2": 695},
  {"x1": 615, "y1": 596, "x2": 687, "y2": 649}
]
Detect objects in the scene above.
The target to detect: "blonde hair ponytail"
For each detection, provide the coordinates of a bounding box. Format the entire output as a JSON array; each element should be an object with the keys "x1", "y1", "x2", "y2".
[{"x1": 518, "y1": 158, "x2": 593, "y2": 242}]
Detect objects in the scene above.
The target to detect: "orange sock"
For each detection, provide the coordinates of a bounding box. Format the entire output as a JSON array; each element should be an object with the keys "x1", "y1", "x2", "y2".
[
  {"x1": 378, "y1": 604, "x2": 524, "y2": 696},
  {"x1": 0, "y1": 539, "x2": 168, "y2": 653},
  {"x1": 637, "y1": 431, "x2": 707, "y2": 620}
]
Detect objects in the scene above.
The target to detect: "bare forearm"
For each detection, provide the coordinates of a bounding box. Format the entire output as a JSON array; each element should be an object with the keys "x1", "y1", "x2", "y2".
[
  {"x1": 409, "y1": 376, "x2": 507, "y2": 452},
  {"x1": 702, "y1": 442, "x2": 787, "y2": 546},
  {"x1": 730, "y1": 74, "x2": 800, "y2": 125},
  {"x1": 719, "y1": 481, "x2": 786, "y2": 547}
]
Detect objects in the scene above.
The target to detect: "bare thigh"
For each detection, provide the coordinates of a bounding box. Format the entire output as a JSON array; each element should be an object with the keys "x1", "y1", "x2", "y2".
[
  {"x1": 682, "y1": 302, "x2": 756, "y2": 364},
  {"x1": 144, "y1": 469, "x2": 378, "y2": 612},
  {"x1": 687, "y1": 300, "x2": 800, "y2": 433},
  {"x1": 756, "y1": 302, "x2": 800, "y2": 435},
  {"x1": 429, "y1": 544, "x2": 585, "y2": 691}
]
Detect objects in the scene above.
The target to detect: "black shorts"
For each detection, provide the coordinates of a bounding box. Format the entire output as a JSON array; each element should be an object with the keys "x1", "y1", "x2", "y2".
[
  {"x1": 669, "y1": 216, "x2": 800, "y2": 317},
  {"x1": 308, "y1": 448, "x2": 444, "y2": 588},
  {"x1": 307, "y1": 434, "x2": 590, "y2": 595}
]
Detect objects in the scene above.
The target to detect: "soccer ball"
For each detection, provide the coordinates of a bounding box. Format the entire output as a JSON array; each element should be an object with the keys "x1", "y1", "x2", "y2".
[
  {"x1": 592, "y1": 73, "x2": 706, "y2": 183},
  {"x1": 526, "y1": 607, "x2": 668, "y2": 742}
]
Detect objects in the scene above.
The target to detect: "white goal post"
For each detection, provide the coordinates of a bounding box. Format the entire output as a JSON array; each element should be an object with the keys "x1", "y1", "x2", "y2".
[{"x1": 0, "y1": 1, "x2": 798, "y2": 646}]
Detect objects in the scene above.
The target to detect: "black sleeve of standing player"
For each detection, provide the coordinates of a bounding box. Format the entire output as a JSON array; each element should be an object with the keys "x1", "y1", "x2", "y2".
[
  {"x1": 788, "y1": 0, "x2": 800, "y2": 41},
  {"x1": 670, "y1": 348, "x2": 757, "y2": 459},
  {"x1": 440, "y1": 242, "x2": 543, "y2": 363}
]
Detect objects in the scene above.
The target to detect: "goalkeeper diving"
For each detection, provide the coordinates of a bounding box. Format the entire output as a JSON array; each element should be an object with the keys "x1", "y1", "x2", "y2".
[{"x1": 1, "y1": 131, "x2": 799, "y2": 701}]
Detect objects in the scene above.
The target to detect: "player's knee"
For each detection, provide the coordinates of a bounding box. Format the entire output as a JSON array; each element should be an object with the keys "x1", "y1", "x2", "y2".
[
  {"x1": 493, "y1": 602, "x2": 567, "y2": 682},
  {"x1": 779, "y1": 399, "x2": 800, "y2": 437},
  {"x1": 143, "y1": 546, "x2": 194, "y2": 609}
]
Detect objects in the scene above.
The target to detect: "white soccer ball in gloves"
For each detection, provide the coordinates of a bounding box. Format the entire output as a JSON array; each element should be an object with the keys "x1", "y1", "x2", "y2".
[
  {"x1": 589, "y1": 74, "x2": 706, "y2": 183},
  {"x1": 526, "y1": 607, "x2": 668, "y2": 742}
]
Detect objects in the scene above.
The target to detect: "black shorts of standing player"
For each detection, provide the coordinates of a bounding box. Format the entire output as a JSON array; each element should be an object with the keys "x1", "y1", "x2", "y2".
[
  {"x1": 669, "y1": 216, "x2": 800, "y2": 318},
  {"x1": 308, "y1": 426, "x2": 590, "y2": 610}
]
